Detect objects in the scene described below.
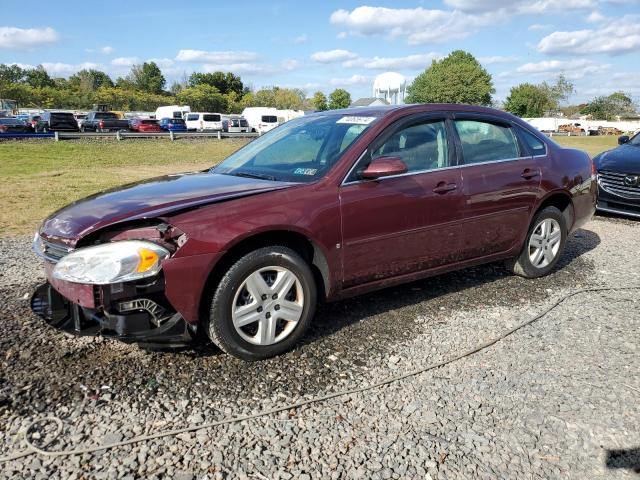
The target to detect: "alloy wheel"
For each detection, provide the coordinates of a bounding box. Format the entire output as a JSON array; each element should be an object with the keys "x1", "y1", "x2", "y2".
[
  {"x1": 528, "y1": 218, "x2": 562, "y2": 269},
  {"x1": 231, "y1": 266, "x2": 304, "y2": 346}
]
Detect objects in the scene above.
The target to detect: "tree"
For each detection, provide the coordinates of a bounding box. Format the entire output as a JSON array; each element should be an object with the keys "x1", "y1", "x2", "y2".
[
  {"x1": 504, "y1": 83, "x2": 552, "y2": 117},
  {"x1": 69, "y1": 69, "x2": 114, "y2": 93},
  {"x1": 188, "y1": 71, "x2": 243, "y2": 96},
  {"x1": 542, "y1": 74, "x2": 574, "y2": 111},
  {"x1": 24, "y1": 65, "x2": 55, "y2": 88},
  {"x1": 329, "y1": 88, "x2": 351, "y2": 109},
  {"x1": 311, "y1": 91, "x2": 328, "y2": 111},
  {"x1": 128, "y1": 62, "x2": 165, "y2": 94},
  {"x1": 581, "y1": 92, "x2": 637, "y2": 120},
  {"x1": 406, "y1": 50, "x2": 494, "y2": 105},
  {"x1": 176, "y1": 84, "x2": 229, "y2": 113},
  {"x1": 0, "y1": 64, "x2": 26, "y2": 85}
]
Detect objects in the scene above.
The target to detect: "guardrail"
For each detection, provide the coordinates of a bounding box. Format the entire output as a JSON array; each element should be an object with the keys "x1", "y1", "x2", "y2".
[{"x1": 0, "y1": 131, "x2": 260, "y2": 141}]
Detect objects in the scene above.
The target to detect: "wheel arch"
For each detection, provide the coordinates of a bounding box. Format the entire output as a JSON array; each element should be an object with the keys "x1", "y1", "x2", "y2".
[
  {"x1": 535, "y1": 191, "x2": 575, "y2": 231},
  {"x1": 197, "y1": 229, "x2": 331, "y2": 323}
]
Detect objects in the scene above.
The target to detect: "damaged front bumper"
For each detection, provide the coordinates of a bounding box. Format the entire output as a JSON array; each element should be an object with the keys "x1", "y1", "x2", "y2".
[{"x1": 31, "y1": 282, "x2": 196, "y2": 347}]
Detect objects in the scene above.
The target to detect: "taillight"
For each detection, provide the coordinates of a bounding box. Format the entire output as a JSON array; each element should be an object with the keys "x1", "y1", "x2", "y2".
[
  {"x1": 590, "y1": 156, "x2": 596, "y2": 177},
  {"x1": 0, "y1": 125, "x2": 7, "y2": 133},
  {"x1": 99, "y1": 120, "x2": 105, "y2": 129}
]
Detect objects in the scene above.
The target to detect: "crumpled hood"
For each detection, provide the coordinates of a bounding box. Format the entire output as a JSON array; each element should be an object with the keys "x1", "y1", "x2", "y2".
[
  {"x1": 39, "y1": 172, "x2": 296, "y2": 244},
  {"x1": 595, "y1": 144, "x2": 640, "y2": 175}
]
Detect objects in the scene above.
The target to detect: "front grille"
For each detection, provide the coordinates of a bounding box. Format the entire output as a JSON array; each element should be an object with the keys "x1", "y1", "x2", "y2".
[
  {"x1": 598, "y1": 170, "x2": 640, "y2": 199},
  {"x1": 41, "y1": 239, "x2": 73, "y2": 262}
]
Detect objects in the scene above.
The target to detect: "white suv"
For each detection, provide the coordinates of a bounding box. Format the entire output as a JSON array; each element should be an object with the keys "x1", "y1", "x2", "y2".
[{"x1": 185, "y1": 113, "x2": 223, "y2": 132}]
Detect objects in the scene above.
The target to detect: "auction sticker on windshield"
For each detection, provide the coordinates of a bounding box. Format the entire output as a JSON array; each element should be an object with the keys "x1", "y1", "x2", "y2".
[{"x1": 336, "y1": 116, "x2": 377, "y2": 125}]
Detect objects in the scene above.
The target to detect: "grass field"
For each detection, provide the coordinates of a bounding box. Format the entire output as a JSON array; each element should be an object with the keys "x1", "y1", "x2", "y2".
[{"x1": 0, "y1": 135, "x2": 618, "y2": 236}]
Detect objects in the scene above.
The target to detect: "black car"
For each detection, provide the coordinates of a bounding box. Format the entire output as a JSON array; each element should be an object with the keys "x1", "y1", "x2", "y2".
[
  {"x1": 594, "y1": 133, "x2": 640, "y2": 218},
  {"x1": 0, "y1": 117, "x2": 32, "y2": 134},
  {"x1": 35, "y1": 111, "x2": 79, "y2": 133}
]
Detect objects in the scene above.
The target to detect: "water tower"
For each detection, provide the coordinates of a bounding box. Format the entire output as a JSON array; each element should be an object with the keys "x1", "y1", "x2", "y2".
[{"x1": 373, "y1": 72, "x2": 406, "y2": 105}]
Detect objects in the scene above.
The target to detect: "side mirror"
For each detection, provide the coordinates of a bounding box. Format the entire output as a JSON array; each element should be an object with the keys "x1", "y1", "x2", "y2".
[
  {"x1": 361, "y1": 156, "x2": 408, "y2": 180},
  {"x1": 618, "y1": 135, "x2": 630, "y2": 145}
]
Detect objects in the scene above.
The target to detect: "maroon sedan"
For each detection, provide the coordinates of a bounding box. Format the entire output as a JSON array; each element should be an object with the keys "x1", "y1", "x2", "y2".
[
  {"x1": 32, "y1": 104, "x2": 596, "y2": 360},
  {"x1": 129, "y1": 118, "x2": 162, "y2": 132}
]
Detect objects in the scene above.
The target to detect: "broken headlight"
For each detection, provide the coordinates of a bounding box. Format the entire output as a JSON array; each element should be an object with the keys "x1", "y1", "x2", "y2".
[{"x1": 52, "y1": 240, "x2": 170, "y2": 285}]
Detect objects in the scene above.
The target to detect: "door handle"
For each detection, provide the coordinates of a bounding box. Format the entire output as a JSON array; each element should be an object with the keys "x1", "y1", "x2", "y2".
[
  {"x1": 433, "y1": 182, "x2": 457, "y2": 194},
  {"x1": 521, "y1": 168, "x2": 540, "y2": 180}
]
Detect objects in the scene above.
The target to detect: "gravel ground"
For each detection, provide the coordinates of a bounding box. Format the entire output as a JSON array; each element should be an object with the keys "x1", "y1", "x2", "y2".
[{"x1": 0, "y1": 215, "x2": 639, "y2": 479}]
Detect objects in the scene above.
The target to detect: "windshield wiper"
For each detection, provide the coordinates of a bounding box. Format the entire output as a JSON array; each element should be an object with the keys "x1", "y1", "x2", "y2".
[{"x1": 229, "y1": 171, "x2": 277, "y2": 181}]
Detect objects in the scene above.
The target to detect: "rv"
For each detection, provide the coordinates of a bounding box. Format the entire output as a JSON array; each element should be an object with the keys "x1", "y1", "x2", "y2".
[
  {"x1": 155, "y1": 105, "x2": 191, "y2": 121},
  {"x1": 241, "y1": 107, "x2": 279, "y2": 134}
]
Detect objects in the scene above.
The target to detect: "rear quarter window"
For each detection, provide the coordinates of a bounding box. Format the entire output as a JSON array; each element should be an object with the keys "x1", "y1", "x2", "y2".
[{"x1": 517, "y1": 126, "x2": 547, "y2": 156}]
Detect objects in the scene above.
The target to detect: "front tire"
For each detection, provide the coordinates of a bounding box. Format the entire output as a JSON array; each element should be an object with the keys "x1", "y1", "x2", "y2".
[
  {"x1": 506, "y1": 206, "x2": 567, "y2": 278},
  {"x1": 206, "y1": 246, "x2": 317, "y2": 361}
]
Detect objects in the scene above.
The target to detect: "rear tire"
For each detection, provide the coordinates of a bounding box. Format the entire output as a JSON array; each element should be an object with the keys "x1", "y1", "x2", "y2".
[
  {"x1": 206, "y1": 246, "x2": 317, "y2": 361},
  {"x1": 506, "y1": 206, "x2": 567, "y2": 278}
]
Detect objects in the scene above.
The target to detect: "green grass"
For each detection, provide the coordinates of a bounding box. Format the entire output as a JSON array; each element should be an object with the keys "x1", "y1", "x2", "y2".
[
  {"x1": 0, "y1": 139, "x2": 248, "y2": 236},
  {"x1": 552, "y1": 135, "x2": 618, "y2": 158},
  {"x1": 0, "y1": 135, "x2": 619, "y2": 237}
]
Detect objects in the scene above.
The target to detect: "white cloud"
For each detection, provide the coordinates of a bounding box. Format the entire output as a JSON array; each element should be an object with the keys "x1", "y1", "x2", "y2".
[
  {"x1": 330, "y1": 74, "x2": 370, "y2": 86},
  {"x1": 343, "y1": 52, "x2": 440, "y2": 70},
  {"x1": 337, "y1": 31, "x2": 348, "y2": 39},
  {"x1": 444, "y1": 0, "x2": 596, "y2": 14},
  {"x1": 175, "y1": 49, "x2": 259, "y2": 63},
  {"x1": 293, "y1": 34, "x2": 308, "y2": 44},
  {"x1": 311, "y1": 49, "x2": 357, "y2": 63},
  {"x1": 528, "y1": 23, "x2": 552, "y2": 31},
  {"x1": 330, "y1": 6, "x2": 495, "y2": 44},
  {"x1": 40, "y1": 62, "x2": 102, "y2": 76},
  {"x1": 478, "y1": 55, "x2": 520, "y2": 65},
  {"x1": 537, "y1": 15, "x2": 640, "y2": 55},
  {"x1": 0, "y1": 26, "x2": 59, "y2": 50},
  {"x1": 281, "y1": 59, "x2": 299, "y2": 71},
  {"x1": 202, "y1": 63, "x2": 267, "y2": 74},
  {"x1": 100, "y1": 46, "x2": 114, "y2": 55},
  {"x1": 515, "y1": 59, "x2": 609, "y2": 79},
  {"x1": 147, "y1": 57, "x2": 175, "y2": 68},
  {"x1": 110, "y1": 57, "x2": 139, "y2": 67},
  {"x1": 586, "y1": 10, "x2": 605, "y2": 22}
]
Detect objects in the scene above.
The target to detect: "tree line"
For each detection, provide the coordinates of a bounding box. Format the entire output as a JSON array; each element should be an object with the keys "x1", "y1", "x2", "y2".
[
  {"x1": 1, "y1": 53, "x2": 637, "y2": 120},
  {"x1": 0, "y1": 62, "x2": 352, "y2": 113}
]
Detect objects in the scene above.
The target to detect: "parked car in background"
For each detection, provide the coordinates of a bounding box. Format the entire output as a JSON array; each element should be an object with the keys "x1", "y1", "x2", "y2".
[
  {"x1": 35, "y1": 112, "x2": 79, "y2": 133},
  {"x1": 129, "y1": 118, "x2": 162, "y2": 133},
  {"x1": 593, "y1": 133, "x2": 640, "y2": 218},
  {"x1": 0, "y1": 117, "x2": 32, "y2": 133},
  {"x1": 81, "y1": 111, "x2": 130, "y2": 132},
  {"x1": 27, "y1": 114, "x2": 41, "y2": 132},
  {"x1": 155, "y1": 105, "x2": 190, "y2": 121},
  {"x1": 159, "y1": 117, "x2": 187, "y2": 132},
  {"x1": 184, "y1": 112, "x2": 223, "y2": 131},
  {"x1": 74, "y1": 113, "x2": 87, "y2": 130},
  {"x1": 226, "y1": 116, "x2": 250, "y2": 133},
  {"x1": 242, "y1": 107, "x2": 279, "y2": 134},
  {"x1": 31, "y1": 104, "x2": 595, "y2": 361}
]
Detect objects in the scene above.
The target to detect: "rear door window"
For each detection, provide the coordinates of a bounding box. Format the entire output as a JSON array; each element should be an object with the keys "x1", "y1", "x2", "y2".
[
  {"x1": 261, "y1": 115, "x2": 278, "y2": 123},
  {"x1": 454, "y1": 120, "x2": 520, "y2": 164},
  {"x1": 203, "y1": 114, "x2": 221, "y2": 122},
  {"x1": 187, "y1": 114, "x2": 199, "y2": 121}
]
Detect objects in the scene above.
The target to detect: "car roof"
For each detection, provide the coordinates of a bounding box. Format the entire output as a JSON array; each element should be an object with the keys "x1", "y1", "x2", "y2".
[{"x1": 310, "y1": 103, "x2": 517, "y2": 121}]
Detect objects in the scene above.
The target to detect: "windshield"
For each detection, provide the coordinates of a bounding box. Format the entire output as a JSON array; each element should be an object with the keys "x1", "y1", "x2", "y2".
[
  {"x1": 629, "y1": 133, "x2": 640, "y2": 146},
  {"x1": 213, "y1": 113, "x2": 377, "y2": 183}
]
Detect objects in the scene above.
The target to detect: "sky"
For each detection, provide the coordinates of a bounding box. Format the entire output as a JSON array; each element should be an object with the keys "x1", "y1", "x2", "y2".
[{"x1": 1, "y1": 0, "x2": 640, "y2": 104}]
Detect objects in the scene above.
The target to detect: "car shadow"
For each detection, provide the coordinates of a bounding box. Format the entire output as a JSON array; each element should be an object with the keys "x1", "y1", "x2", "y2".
[
  {"x1": 605, "y1": 447, "x2": 640, "y2": 474},
  {"x1": 187, "y1": 227, "x2": 600, "y2": 358}
]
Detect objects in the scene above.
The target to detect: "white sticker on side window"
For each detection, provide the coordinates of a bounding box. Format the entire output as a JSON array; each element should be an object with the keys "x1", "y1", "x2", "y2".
[{"x1": 336, "y1": 116, "x2": 376, "y2": 125}]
